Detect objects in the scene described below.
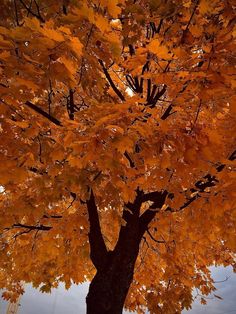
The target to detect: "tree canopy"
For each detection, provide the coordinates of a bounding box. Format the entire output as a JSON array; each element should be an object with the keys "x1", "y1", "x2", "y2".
[{"x1": 0, "y1": 0, "x2": 235, "y2": 313}]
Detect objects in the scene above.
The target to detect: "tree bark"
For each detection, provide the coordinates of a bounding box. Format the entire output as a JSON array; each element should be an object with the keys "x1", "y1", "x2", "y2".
[
  {"x1": 86, "y1": 243, "x2": 139, "y2": 314},
  {"x1": 86, "y1": 189, "x2": 168, "y2": 314},
  {"x1": 86, "y1": 201, "x2": 141, "y2": 314}
]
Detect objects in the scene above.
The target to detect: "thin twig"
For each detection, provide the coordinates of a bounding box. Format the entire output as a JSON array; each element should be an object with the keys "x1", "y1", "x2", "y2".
[
  {"x1": 25, "y1": 101, "x2": 62, "y2": 126},
  {"x1": 19, "y1": 0, "x2": 45, "y2": 22},
  {"x1": 190, "y1": 100, "x2": 202, "y2": 133},
  {"x1": 147, "y1": 229, "x2": 165, "y2": 243},
  {"x1": 13, "y1": 0, "x2": 20, "y2": 26}
]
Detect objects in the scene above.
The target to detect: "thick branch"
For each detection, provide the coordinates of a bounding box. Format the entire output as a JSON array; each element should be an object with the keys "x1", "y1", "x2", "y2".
[
  {"x1": 98, "y1": 59, "x2": 125, "y2": 101},
  {"x1": 139, "y1": 190, "x2": 168, "y2": 235},
  {"x1": 86, "y1": 189, "x2": 109, "y2": 270},
  {"x1": 149, "y1": 84, "x2": 158, "y2": 103},
  {"x1": 113, "y1": 190, "x2": 143, "y2": 256}
]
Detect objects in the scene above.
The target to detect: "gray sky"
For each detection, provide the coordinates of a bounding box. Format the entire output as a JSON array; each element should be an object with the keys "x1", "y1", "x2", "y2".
[{"x1": 1, "y1": 266, "x2": 235, "y2": 314}]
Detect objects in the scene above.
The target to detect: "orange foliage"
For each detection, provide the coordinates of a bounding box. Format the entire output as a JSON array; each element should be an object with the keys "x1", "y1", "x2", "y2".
[{"x1": 0, "y1": 0, "x2": 235, "y2": 313}]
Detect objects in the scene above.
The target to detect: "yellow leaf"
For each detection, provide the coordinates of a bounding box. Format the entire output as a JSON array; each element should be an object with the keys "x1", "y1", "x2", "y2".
[
  {"x1": 77, "y1": 3, "x2": 95, "y2": 23},
  {"x1": 148, "y1": 39, "x2": 171, "y2": 59},
  {"x1": 199, "y1": 0, "x2": 217, "y2": 15},
  {"x1": 95, "y1": 15, "x2": 110, "y2": 33},
  {"x1": 94, "y1": 113, "x2": 118, "y2": 127},
  {"x1": 109, "y1": 40, "x2": 122, "y2": 57},
  {"x1": 69, "y1": 37, "x2": 83, "y2": 58},
  {"x1": 58, "y1": 26, "x2": 71, "y2": 35},
  {"x1": 60, "y1": 56, "x2": 77, "y2": 75},
  {"x1": 24, "y1": 17, "x2": 40, "y2": 31},
  {"x1": 160, "y1": 204, "x2": 168, "y2": 212},
  {"x1": 173, "y1": 47, "x2": 188, "y2": 58},
  {"x1": 190, "y1": 25, "x2": 203, "y2": 37},
  {"x1": 40, "y1": 24, "x2": 65, "y2": 42},
  {"x1": 108, "y1": 3, "x2": 121, "y2": 18}
]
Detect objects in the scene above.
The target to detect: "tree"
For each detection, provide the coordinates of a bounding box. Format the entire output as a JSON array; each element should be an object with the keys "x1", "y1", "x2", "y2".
[{"x1": 0, "y1": 0, "x2": 235, "y2": 313}]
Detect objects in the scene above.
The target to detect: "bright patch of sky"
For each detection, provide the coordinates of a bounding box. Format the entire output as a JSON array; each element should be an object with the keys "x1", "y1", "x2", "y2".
[{"x1": 126, "y1": 87, "x2": 134, "y2": 97}]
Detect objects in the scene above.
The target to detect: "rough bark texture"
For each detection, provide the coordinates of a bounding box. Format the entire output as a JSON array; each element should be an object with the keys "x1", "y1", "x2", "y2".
[
  {"x1": 86, "y1": 189, "x2": 168, "y2": 314},
  {"x1": 86, "y1": 238, "x2": 140, "y2": 314}
]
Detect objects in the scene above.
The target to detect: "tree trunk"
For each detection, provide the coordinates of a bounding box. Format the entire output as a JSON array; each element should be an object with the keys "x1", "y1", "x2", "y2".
[
  {"x1": 86, "y1": 226, "x2": 141, "y2": 314},
  {"x1": 86, "y1": 249, "x2": 137, "y2": 314},
  {"x1": 85, "y1": 189, "x2": 168, "y2": 314},
  {"x1": 86, "y1": 202, "x2": 141, "y2": 314}
]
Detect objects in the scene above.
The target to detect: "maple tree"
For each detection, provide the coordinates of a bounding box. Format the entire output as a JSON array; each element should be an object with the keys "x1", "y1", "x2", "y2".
[{"x1": 0, "y1": 0, "x2": 235, "y2": 313}]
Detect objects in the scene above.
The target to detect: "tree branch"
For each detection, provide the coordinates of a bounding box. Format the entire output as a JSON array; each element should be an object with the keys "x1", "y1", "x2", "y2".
[
  {"x1": 42, "y1": 214, "x2": 62, "y2": 219},
  {"x1": 4, "y1": 223, "x2": 51, "y2": 242},
  {"x1": 147, "y1": 229, "x2": 165, "y2": 244},
  {"x1": 124, "y1": 151, "x2": 135, "y2": 168},
  {"x1": 139, "y1": 190, "x2": 168, "y2": 235},
  {"x1": 13, "y1": 223, "x2": 51, "y2": 230},
  {"x1": 4, "y1": 223, "x2": 52, "y2": 233},
  {"x1": 126, "y1": 74, "x2": 137, "y2": 92},
  {"x1": 149, "y1": 84, "x2": 167, "y2": 108},
  {"x1": 113, "y1": 189, "x2": 143, "y2": 256},
  {"x1": 25, "y1": 101, "x2": 62, "y2": 126},
  {"x1": 19, "y1": 0, "x2": 45, "y2": 22},
  {"x1": 86, "y1": 188, "x2": 109, "y2": 270},
  {"x1": 13, "y1": 0, "x2": 20, "y2": 26},
  {"x1": 167, "y1": 148, "x2": 236, "y2": 212},
  {"x1": 161, "y1": 104, "x2": 176, "y2": 120},
  {"x1": 66, "y1": 89, "x2": 75, "y2": 120},
  {"x1": 98, "y1": 59, "x2": 125, "y2": 101}
]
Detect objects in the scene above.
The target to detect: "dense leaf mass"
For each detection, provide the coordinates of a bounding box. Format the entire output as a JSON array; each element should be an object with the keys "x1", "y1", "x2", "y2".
[{"x1": 0, "y1": 0, "x2": 235, "y2": 313}]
